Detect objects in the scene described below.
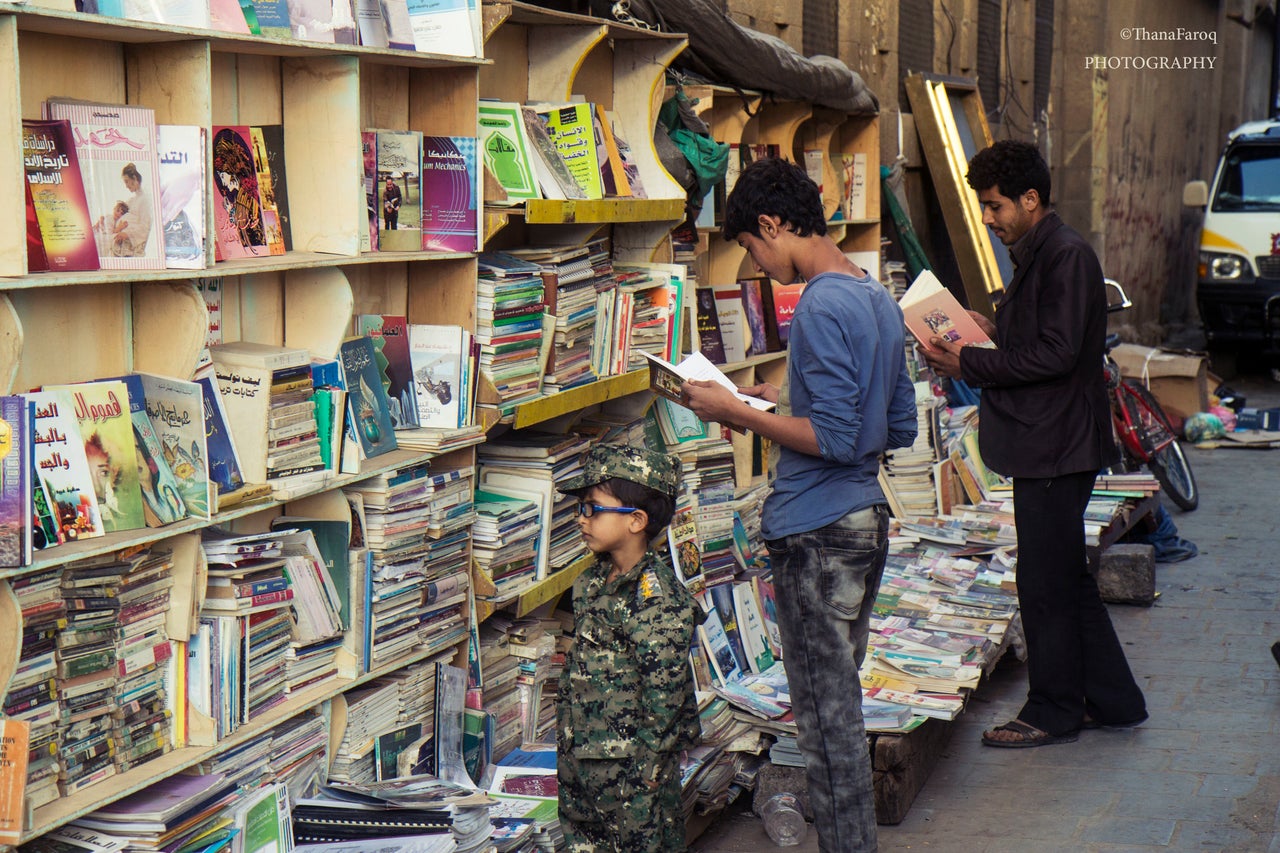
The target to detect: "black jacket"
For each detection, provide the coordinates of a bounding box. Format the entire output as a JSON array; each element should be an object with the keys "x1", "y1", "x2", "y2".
[{"x1": 959, "y1": 212, "x2": 1120, "y2": 478}]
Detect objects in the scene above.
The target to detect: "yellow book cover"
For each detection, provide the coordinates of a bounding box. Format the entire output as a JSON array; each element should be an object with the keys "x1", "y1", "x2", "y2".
[{"x1": 0, "y1": 717, "x2": 30, "y2": 845}]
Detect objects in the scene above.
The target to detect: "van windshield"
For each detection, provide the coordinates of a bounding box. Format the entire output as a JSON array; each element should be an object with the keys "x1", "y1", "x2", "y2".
[{"x1": 1212, "y1": 144, "x2": 1280, "y2": 212}]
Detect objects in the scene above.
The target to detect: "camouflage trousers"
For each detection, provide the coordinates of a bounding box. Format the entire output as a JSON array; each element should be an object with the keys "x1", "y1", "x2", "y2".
[{"x1": 558, "y1": 748, "x2": 685, "y2": 852}]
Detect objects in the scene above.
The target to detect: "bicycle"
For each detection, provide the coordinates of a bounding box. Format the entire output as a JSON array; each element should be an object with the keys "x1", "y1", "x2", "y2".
[{"x1": 1103, "y1": 279, "x2": 1199, "y2": 511}]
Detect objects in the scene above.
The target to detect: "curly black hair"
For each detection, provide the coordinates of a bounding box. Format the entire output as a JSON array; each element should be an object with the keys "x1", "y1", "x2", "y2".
[
  {"x1": 595, "y1": 477, "x2": 675, "y2": 538},
  {"x1": 966, "y1": 139, "x2": 1052, "y2": 205},
  {"x1": 722, "y1": 157, "x2": 827, "y2": 242}
]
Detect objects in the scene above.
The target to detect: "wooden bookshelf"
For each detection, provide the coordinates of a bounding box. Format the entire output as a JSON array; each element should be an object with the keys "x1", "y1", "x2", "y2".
[{"x1": 511, "y1": 369, "x2": 650, "y2": 429}]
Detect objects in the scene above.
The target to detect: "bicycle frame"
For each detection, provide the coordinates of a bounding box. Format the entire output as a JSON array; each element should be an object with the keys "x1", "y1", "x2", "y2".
[{"x1": 1111, "y1": 380, "x2": 1175, "y2": 465}]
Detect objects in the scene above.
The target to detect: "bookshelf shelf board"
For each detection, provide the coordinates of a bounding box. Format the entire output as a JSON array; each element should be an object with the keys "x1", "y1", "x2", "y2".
[
  {"x1": 498, "y1": 0, "x2": 685, "y2": 42},
  {"x1": 0, "y1": 251, "x2": 477, "y2": 291},
  {"x1": 22, "y1": 639, "x2": 467, "y2": 842},
  {"x1": 0, "y1": 3, "x2": 486, "y2": 67},
  {"x1": 512, "y1": 369, "x2": 649, "y2": 428},
  {"x1": 720, "y1": 350, "x2": 789, "y2": 373},
  {"x1": 3, "y1": 444, "x2": 486, "y2": 582},
  {"x1": 490, "y1": 198, "x2": 685, "y2": 225},
  {"x1": 828, "y1": 216, "x2": 881, "y2": 227},
  {"x1": 516, "y1": 552, "x2": 591, "y2": 616}
]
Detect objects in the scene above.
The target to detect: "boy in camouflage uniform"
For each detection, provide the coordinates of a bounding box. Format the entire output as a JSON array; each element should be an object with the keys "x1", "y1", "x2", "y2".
[{"x1": 555, "y1": 444, "x2": 703, "y2": 853}]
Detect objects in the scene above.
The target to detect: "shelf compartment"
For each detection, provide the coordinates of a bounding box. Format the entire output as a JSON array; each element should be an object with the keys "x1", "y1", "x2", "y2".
[
  {"x1": 1, "y1": 440, "x2": 484, "y2": 582},
  {"x1": 501, "y1": 197, "x2": 685, "y2": 224},
  {"x1": 511, "y1": 368, "x2": 649, "y2": 429},
  {"x1": 20, "y1": 638, "x2": 467, "y2": 842}
]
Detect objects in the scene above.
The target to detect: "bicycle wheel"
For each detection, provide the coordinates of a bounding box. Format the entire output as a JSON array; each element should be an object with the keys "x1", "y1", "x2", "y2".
[{"x1": 1121, "y1": 380, "x2": 1199, "y2": 511}]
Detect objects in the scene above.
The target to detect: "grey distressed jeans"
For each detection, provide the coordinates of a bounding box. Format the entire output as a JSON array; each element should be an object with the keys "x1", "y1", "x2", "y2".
[{"x1": 766, "y1": 504, "x2": 888, "y2": 853}]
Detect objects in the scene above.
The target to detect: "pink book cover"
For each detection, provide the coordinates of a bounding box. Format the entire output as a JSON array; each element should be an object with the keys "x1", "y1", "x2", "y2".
[
  {"x1": 208, "y1": 0, "x2": 251, "y2": 32},
  {"x1": 770, "y1": 280, "x2": 807, "y2": 347},
  {"x1": 43, "y1": 101, "x2": 165, "y2": 270},
  {"x1": 421, "y1": 136, "x2": 478, "y2": 253},
  {"x1": 211, "y1": 126, "x2": 270, "y2": 261},
  {"x1": 22, "y1": 119, "x2": 98, "y2": 272}
]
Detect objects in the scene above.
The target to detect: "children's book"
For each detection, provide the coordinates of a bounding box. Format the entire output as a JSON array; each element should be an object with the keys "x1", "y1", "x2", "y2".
[
  {"x1": 21, "y1": 119, "x2": 99, "y2": 272},
  {"x1": 408, "y1": 324, "x2": 466, "y2": 429},
  {"x1": 353, "y1": 315, "x2": 418, "y2": 428},
  {"x1": 157, "y1": 124, "x2": 207, "y2": 270},
  {"x1": 249, "y1": 126, "x2": 286, "y2": 256},
  {"x1": 375, "y1": 130, "x2": 423, "y2": 252},
  {"x1": 339, "y1": 336, "x2": 399, "y2": 459},
  {"x1": 143, "y1": 375, "x2": 210, "y2": 518},
  {"x1": 211, "y1": 126, "x2": 270, "y2": 260},
  {"x1": 477, "y1": 102, "x2": 540, "y2": 202},
  {"x1": 899, "y1": 270, "x2": 996, "y2": 352},
  {"x1": 44, "y1": 99, "x2": 166, "y2": 270},
  {"x1": 97, "y1": 375, "x2": 189, "y2": 528},
  {"x1": 46, "y1": 380, "x2": 147, "y2": 534},
  {"x1": 0, "y1": 397, "x2": 32, "y2": 568},
  {"x1": 538, "y1": 103, "x2": 604, "y2": 199},
  {"x1": 28, "y1": 390, "x2": 104, "y2": 545},
  {"x1": 420, "y1": 135, "x2": 479, "y2": 253}
]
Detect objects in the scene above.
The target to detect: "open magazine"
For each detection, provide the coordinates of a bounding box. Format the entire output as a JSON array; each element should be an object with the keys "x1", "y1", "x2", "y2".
[{"x1": 899, "y1": 270, "x2": 996, "y2": 352}]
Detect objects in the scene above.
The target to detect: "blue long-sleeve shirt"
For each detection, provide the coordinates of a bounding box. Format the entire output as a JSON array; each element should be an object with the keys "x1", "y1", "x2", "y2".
[{"x1": 761, "y1": 271, "x2": 918, "y2": 540}]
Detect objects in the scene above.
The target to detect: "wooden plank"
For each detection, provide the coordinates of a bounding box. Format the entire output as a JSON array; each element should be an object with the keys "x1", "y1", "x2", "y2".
[
  {"x1": 757, "y1": 100, "x2": 812, "y2": 157},
  {"x1": 0, "y1": 295, "x2": 22, "y2": 394},
  {"x1": 522, "y1": 197, "x2": 684, "y2": 224},
  {"x1": 0, "y1": 19, "x2": 23, "y2": 277},
  {"x1": 132, "y1": 281, "x2": 207, "y2": 378},
  {"x1": 10, "y1": 284, "x2": 128, "y2": 390},
  {"x1": 517, "y1": 553, "x2": 591, "y2": 616},
  {"x1": 406, "y1": 257, "x2": 477, "y2": 328},
  {"x1": 527, "y1": 23, "x2": 605, "y2": 103},
  {"x1": 19, "y1": 31, "x2": 123, "y2": 114},
  {"x1": 478, "y1": 21, "x2": 528, "y2": 103},
  {"x1": 284, "y1": 266, "x2": 355, "y2": 360},
  {"x1": 283, "y1": 54, "x2": 361, "y2": 256},
  {"x1": 611, "y1": 35, "x2": 687, "y2": 203},
  {"x1": 409, "y1": 65, "x2": 477, "y2": 137},
  {"x1": 232, "y1": 271, "x2": 285, "y2": 345},
  {"x1": 126, "y1": 40, "x2": 210, "y2": 126},
  {"x1": 346, "y1": 262, "x2": 409, "y2": 318},
  {"x1": 513, "y1": 369, "x2": 648, "y2": 429},
  {"x1": 360, "y1": 62, "x2": 411, "y2": 130}
]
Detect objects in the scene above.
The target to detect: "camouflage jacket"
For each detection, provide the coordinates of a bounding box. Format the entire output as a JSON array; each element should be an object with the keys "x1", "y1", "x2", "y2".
[{"x1": 558, "y1": 549, "x2": 703, "y2": 761}]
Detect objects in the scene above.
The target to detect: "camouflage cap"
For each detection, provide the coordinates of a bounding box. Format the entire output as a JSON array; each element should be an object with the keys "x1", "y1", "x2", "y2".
[{"x1": 556, "y1": 443, "x2": 681, "y2": 499}]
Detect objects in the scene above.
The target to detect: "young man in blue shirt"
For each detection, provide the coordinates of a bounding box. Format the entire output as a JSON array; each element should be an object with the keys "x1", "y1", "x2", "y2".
[{"x1": 683, "y1": 157, "x2": 917, "y2": 852}]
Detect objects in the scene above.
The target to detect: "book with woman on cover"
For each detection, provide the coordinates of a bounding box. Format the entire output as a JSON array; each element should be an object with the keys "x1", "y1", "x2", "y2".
[{"x1": 899, "y1": 270, "x2": 995, "y2": 351}]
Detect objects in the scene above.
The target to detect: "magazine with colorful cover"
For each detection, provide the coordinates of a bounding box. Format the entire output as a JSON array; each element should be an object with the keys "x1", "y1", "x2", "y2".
[
  {"x1": 408, "y1": 324, "x2": 465, "y2": 429},
  {"x1": 339, "y1": 336, "x2": 399, "y2": 459},
  {"x1": 44, "y1": 99, "x2": 166, "y2": 270},
  {"x1": 249, "y1": 126, "x2": 286, "y2": 256},
  {"x1": 477, "y1": 102, "x2": 539, "y2": 201},
  {"x1": 353, "y1": 315, "x2": 419, "y2": 428},
  {"x1": 21, "y1": 119, "x2": 99, "y2": 272},
  {"x1": 157, "y1": 125, "x2": 207, "y2": 270},
  {"x1": 0, "y1": 397, "x2": 32, "y2": 568},
  {"x1": 421, "y1": 136, "x2": 478, "y2": 253},
  {"x1": 899, "y1": 270, "x2": 996, "y2": 352},
  {"x1": 27, "y1": 390, "x2": 104, "y2": 545},
  {"x1": 375, "y1": 130, "x2": 423, "y2": 252},
  {"x1": 102, "y1": 374, "x2": 189, "y2": 527},
  {"x1": 45, "y1": 380, "x2": 146, "y2": 534},
  {"x1": 210, "y1": 125, "x2": 270, "y2": 260},
  {"x1": 138, "y1": 372, "x2": 211, "y2": 518}
]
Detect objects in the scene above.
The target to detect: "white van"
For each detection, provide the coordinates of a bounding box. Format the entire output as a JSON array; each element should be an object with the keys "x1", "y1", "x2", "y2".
[{"x1": 1184, "y1": 120, "x2": 1280, "y2": 355}]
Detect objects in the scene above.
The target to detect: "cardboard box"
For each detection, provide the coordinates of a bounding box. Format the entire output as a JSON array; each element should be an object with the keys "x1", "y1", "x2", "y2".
[{"x1": 1109, "y1": 343, "x2": 1210, "y2": 419}]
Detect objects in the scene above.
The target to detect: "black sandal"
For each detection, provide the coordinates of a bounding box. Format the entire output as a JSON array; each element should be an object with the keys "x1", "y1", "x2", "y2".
[{"x1": 981, "y1": 719, "x2": 1079, "y2": 748}]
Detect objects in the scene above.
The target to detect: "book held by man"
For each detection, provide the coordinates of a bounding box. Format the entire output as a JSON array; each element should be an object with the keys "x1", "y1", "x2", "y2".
[{"x1": 899, "y1": 270, "x2": 996, "y2": 352}]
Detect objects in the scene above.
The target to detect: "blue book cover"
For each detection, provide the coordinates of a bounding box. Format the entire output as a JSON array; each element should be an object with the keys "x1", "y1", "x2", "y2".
[
  {"x1": 250, "y1": 0, "x2": 291, "y2": 37},
  {"x1": 339, "y1": 336, "x2": 398, "y2": 460},
  {"x1": 195, "y1": 372, "x2": 246, "y2": 495}
]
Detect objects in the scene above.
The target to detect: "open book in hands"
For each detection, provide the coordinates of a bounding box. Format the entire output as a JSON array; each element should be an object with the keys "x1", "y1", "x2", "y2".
[
  {"x1": 640, "y1": 351, "x2": 776, "y2": 413},
  {"x1": 899, "y1": 270, "x2": 996, "y2": 352}
]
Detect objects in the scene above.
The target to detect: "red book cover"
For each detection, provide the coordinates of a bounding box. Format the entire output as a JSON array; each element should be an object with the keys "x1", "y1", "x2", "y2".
[
  {"x1": 211, "y1": 125, "x2": 270, "y2": 260},
  {"x1": 770, "y1": 280, "x2": 807, "y2": 347},
  {"x1": 23, "y1": 180, "x2": 48, "y2": 273},
  {"x1": 43, "y1": 101, "x2": 166, "y2": 270},
  {"x1": 21, "y1": 119, "x2": 98, "y2": 272}
]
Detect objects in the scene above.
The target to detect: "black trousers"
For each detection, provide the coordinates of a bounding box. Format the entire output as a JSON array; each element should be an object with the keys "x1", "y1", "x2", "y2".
[{"x1": 1012, "y1": 470, "x2": 1147, "y2": 735}]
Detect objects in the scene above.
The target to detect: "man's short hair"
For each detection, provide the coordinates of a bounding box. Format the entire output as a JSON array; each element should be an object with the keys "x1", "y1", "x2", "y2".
[
  {"x1": 966, "y1": 139, "x2": 1052, "y2": 205},
  {"x1": 722, "y1": 157, "x2": 827, "y2": 242}
]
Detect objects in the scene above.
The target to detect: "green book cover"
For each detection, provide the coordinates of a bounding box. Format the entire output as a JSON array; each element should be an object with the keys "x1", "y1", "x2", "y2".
[{"x1": 478, "y1": 102, "x2": 540, "y2": 201}]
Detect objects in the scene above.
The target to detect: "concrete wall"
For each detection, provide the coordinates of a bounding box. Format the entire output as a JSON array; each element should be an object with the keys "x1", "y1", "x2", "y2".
[{"x1": 721, "y1": 0, "x2": 1274, "y2": 343}]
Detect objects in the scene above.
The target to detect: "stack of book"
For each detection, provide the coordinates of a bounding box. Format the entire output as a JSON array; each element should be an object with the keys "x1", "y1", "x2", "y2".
[
  {"x1": 879, "y1": 384, "x2": 943, "y2": 517},
  {"x1": 472, "y1": 490, "x2": 541, "y2": 602},
  {"x1": 60, "y1": 549, "x2": 174, "y2": 792},
  {"x1": 476, "y1": 253, "x2": 548, "y2": 411},
  {"x1": 345, "y1": 464, "x2": 475, "y2": 670},
  {"x1": 507, "y1": 245, "x2": 599, "y2": 393},
  {"x1": 329, "y1": 680, "x2": 404, "y2": 785},
  {"x1": 586, "y1": 236, "x2": 619, "y2": 380},
  {"x1": 209, "y1": 341, "x2": 325, "y2": 491},
  {"x1": 475, "y1": 621, "x2": 525, "y2": 765},
  {"x1": 10, "y1": 567, "x2": 64, "y2": 810},
  {"x1": 64, "y1": 771, "x2": 239, "y2": 853}
]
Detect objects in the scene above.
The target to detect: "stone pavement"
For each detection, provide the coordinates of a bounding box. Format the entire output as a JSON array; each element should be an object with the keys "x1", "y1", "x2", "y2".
[{"x1": 692, "y1": 377, "x2": 1280, "y2": 852}]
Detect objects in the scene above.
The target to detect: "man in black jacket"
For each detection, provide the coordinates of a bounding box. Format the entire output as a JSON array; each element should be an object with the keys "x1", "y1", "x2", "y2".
[{"x1": 921, "y1": 140, "x2": 1147, "y2": 747}]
